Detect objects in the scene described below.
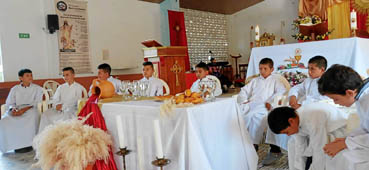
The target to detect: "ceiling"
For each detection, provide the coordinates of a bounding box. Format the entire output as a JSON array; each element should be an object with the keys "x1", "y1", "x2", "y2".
[
  {"x1": 139, "y1": 0, "x2": 264, "y2": 14},
  {"x1": 179, "y1": 0, "x2": 264, "y2": 14}
]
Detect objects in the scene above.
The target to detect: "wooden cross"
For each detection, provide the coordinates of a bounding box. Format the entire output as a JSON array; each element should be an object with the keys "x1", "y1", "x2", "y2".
[{"x1": 170, "y1": 60, "x2": 183, "y2": 86}]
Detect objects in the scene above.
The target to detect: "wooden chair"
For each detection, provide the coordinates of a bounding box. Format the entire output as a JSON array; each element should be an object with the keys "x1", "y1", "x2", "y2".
[{"x1": 239, "y1": 64, "x2": 248, "y2": 80}]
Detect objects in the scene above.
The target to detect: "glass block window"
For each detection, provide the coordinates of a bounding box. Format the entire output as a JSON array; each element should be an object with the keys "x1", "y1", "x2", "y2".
[{"x1": 181, "y1": 8, "x2": 229, "y2": 67}]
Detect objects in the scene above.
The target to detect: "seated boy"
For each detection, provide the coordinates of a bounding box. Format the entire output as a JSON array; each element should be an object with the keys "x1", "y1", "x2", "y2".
[
  {"x1": 139, "y1": 61, "x2": 163, "y2": 96},
  {"x1": 237, "y1": 58, "x2": 286, "y2": 165},
  {"x1": 268, "y1": 103, "x2": 348, "y2": 170},
  {"x1": 89, "y1": 63, "x2": 122, "y2": 95},
  {"x1": 0, "y1": 69, "x2": 43, "y2": 153},
  {"x1": 39, "y1": 67, "x2": 84, "y2": 132},
  {"x1": 318, "y1": 64, "x2": 369, "y2": 170},
  {"x1": 191, "y1": 62, "x2": 222, "y2": 96},
  {"x1": 288, "y1": 55, "x2": 329, "y2": 109}
]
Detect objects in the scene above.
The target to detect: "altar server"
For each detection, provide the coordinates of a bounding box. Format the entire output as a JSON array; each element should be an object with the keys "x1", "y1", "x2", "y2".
[
  {"x1": 268, "y1": 103, "x2": 348, "y2": 170},
  {"x1": 318, "y1": 64, "x2": 369, "y2": 170},
  {"x1": 39, "y1": 67, "x2": 84, "y2": 133},
  {"x1": 237, "y1": 58, "x2": 286, "y2": 165},
  {"x1": 88, "y1": 63, "x2": 122, "y2": 95},
  {"x1": 0, "y1": 69, "x2": 43, "y2": 153},
  {"x1": 190, "y1": 62, "x2": 222, "y2": 96},
  {"x1": 288, "y1": 55, "x2": 330, "y2": 109},
  {"x1": 139, "y1": 61, "x2": 163, "y2": 96}
]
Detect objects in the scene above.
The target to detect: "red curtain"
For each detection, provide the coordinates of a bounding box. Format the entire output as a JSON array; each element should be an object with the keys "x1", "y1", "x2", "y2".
[{"x1": 168, "y1": 10, "x2": 190, "y2": 71}]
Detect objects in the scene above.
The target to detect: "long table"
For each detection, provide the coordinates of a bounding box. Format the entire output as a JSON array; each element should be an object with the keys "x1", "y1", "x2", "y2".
[
  {"x1": 247, "y1": 37, "x2": 369, "y2": 78},
  {"x1": 101, "y1": 98, "x2": 258, "y2": 170}
]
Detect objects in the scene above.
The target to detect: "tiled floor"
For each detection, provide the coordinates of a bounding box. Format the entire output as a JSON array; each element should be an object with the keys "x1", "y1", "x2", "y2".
[{"x1": 0, "y1": 89, "x2": 288, "y2": 170}]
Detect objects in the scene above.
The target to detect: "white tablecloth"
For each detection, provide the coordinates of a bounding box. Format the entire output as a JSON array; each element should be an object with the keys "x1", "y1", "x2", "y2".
[
  {"x1": 247, "y1": 37, "x2": 369, "y2": 78},
  {"x1": 101, "y1": 98, "x2": 258, "y2": 170}
]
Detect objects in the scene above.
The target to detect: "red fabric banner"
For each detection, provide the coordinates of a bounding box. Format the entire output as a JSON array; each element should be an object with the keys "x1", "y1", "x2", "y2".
[
  {"x1": 78, "y1": 95, "x2": 118, "y2": 170},
  {"x1": 168, "y1": 10, "x2": 190, "y2": 71}
]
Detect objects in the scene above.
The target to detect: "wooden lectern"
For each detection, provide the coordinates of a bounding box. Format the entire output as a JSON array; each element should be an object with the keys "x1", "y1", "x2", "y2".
[{"x1": 142, "y1": 40, "x2": 188, "y2": 95}]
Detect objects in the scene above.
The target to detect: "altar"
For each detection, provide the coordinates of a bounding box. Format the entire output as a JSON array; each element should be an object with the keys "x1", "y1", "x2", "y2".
[
  {"x1": 247, "y1": 38, "x2": 369, "y2": 78},
  {"x1": 101, "y1": 98, "x2": 258, "y2": 170}
]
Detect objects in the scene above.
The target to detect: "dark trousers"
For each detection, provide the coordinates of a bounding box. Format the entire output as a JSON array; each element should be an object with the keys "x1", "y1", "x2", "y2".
[{"x1": 305, "y1": 157, "x2": 312, "y2": 170}]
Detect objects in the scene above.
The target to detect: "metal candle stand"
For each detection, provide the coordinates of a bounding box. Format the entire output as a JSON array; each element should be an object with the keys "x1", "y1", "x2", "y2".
[
  {"x1": 116, "y1": 147, "x2": 131, "y2": 170},
  {"x1": 152, "y1": 157, "x2": 171, "y2": 170}
]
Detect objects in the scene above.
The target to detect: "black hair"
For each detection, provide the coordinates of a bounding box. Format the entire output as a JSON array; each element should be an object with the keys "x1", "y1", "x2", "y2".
[
  {"x1": 98, "y1": 63, "x2": 112, "y2": 75},
  {"x1": 308, "y1": 55, "x2": 327, "y2": 70},
  {"x1": 18, "y1": 69, "x2": 32, "y2": 77},
  {"x1": 62, "y1": 67, "x2": 75, "y2": 74},
  {"x1": 267, "y1": 106, "x2": 297, "y2": 134},
  {"x1": 196, "y1": 62, "x2": 209, "y2": 71},
  {"x1": 210, "y1": 58, "x2": 215, "y2": 62},
  {"x1": 259, "y1": 58, "x2": 274, "y2": 68},
  {"x1": 318, "y1": 64, "x2": 363, "y2": 95},
  {"x1": 143, "y1": 61, "x2": 154, "y2": 68}
]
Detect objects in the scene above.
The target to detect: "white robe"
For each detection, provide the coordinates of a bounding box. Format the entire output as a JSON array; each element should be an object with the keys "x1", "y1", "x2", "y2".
[
  {"x1": 39, "y1": 82, "x2": 84, "y2": 133},
  {"x1": 0, "y1": 83, "x2": 43, "y2": 152},
  {"x1": 139, "y1": 77, "x2": 163, "y2": 96},
  {"x1": 237, "y1": 74, "x2": 287, "y2": 144},
  {"x1": 190, "y1": 75, "x2": 222, "y2": 96},
  {"x1": 288, "y1": 77, "x2": 330, "y2": 105},
  {"x1": 287, "y1": 102, "x2": 348, "y2": 170},
  {"x1": 88, "y1": 76, "x2": 122, "y2": 96},
  {"x1": 326, "y1": 86, "x2": 369, "y2": 170}
]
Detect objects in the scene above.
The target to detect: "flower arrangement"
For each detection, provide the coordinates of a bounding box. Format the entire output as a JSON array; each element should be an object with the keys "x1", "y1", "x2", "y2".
[
  {"x1": 281, "y1": 71, "x2": 308, "y2": 87},
  {"x1": 293, "y1": 15, "x2": 322, "y2": 27},
  {"x1": 292, "y1": 15, "x2": 332, "y2": 41}
]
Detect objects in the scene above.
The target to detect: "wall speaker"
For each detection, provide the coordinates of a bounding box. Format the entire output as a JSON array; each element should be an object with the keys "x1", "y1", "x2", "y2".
[{"x1": 47, "y1": 14, "x2": 59, "y2": 34}]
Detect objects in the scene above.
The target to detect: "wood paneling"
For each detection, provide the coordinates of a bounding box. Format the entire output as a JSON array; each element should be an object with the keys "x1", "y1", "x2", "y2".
[
  {"x1": 180, "y1": 0, "x2": 263, "y2": 14},
  {"x1": 138, "y1": 0, "x2": 164, "y2": 3},
  {"x1": 0, "y1": 74, "x2": 143, "y2": 106}
]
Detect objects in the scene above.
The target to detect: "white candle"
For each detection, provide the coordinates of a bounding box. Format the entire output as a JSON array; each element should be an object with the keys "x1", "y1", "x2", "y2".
[
  {"x1": 351, "y1": 9, "x2": 357, "y2": 30},
  {"x1": 116, "y1": 115, "x2": 126, "y2": 148},
  {"x1": 153, "y1": 120, "x2": 164, "y2": 158},
  {"x1": 255, "y1": 25, "x2": 260, "y2": 41}
]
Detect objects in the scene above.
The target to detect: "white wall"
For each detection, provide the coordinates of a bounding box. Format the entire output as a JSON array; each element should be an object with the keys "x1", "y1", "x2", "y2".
[
  {"x1": 227, "y1": 0, "x2": 299, "y2": 64},
  {"x1": 0, "y1": 0, "x2": 162, "y2": 81}
]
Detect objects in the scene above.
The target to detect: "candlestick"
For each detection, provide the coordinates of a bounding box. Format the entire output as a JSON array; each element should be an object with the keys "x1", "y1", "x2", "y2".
[
  {"x1": 152, "y1": 157, "x2": 171, "y2": 170},
  {"x1": 116, "y1": 115, "x2": 125, "y2": 148},
  {"x1": 153, "y1": 120, "x2": 164, "y2": 158},
  {"x1": 116, "y1": 147, "x2": 131, "y2": 170}
]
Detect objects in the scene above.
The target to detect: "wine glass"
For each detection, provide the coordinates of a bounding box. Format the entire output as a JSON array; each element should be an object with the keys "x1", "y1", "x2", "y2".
[{"x1": 131, "y1": 80, "x2": 139, "y2": 100}]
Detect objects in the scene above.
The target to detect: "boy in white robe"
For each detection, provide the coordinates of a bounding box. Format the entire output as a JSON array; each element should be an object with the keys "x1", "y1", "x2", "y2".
[
  {"x1": 88, "y1": 63, "x2": 122, "y2": 96},
  {"x1": 139, "y1": 61, "x2": 163, "y2": 96},
  {"x1": 317, "y1": 64, "x2": 369, "y2": 170},
  {"x1": 237, "y1": 58, "x2": 286, "y2": 165},
  {"x1": 0, "y1": 69, "x2": 43, "y2": 153},
  {"x1": 39, "y1": 67, "x2": 84, "y2": 132},
  {"x1": 190, "y1": 62, "x2": 222, "y2": 96},
  {"x1": 268, "y1": 103, "x2": 348, "y2": 170},
  {"x1": 266, "y1": 56, "x2": 331, "y2": 157},
  {"x1": 288, "y1": 55, "x2": 330, "y2": 109}
]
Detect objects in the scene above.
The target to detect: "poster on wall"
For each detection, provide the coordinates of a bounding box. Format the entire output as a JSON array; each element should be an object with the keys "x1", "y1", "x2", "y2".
[{"x1": 55, "y1": 0, "x2": 91, "y2": 74}]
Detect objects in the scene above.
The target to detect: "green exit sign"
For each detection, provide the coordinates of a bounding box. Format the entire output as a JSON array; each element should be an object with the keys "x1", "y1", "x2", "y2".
[{"x1": 19, "y1": 33, "x2": 30, "y2": 39}]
